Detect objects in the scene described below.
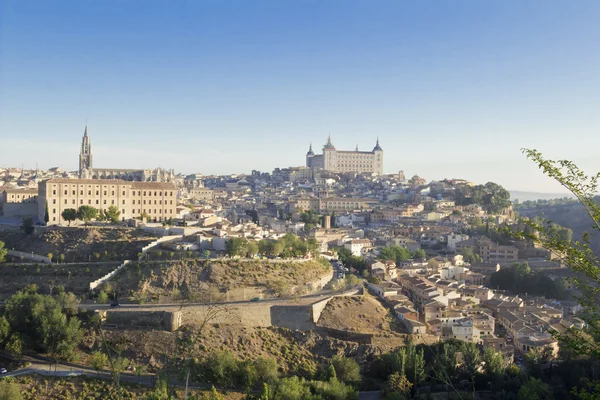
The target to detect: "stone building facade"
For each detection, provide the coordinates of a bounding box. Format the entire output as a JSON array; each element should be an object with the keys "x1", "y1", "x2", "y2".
[
  {"x1": 306, "y1": 136, "x2": 384, "y2": 175},
  {"x1": 0, "y1": 188, "x2": 38, "y2": 218},
  {"x1": 39, "y1": 178, "x2": 177, "y2": 225}
]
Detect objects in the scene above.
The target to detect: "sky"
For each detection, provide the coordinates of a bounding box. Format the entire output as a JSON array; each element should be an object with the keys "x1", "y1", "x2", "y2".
[{"x1": 1, "y1": 0, "x2": 600, "y2": 192}]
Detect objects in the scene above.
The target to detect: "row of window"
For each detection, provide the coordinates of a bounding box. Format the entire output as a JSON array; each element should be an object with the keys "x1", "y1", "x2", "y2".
[
  {"x1": 52, "y1": 188, "x2": 174, "y2": 197},
  {"x1": 53, "y1": 207, "x2": 174, "y2": 215}
]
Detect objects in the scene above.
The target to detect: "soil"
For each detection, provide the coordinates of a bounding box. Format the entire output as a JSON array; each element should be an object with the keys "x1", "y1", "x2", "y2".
[
  {"x1": 317, "y1": 296, "x2": 394, "y2": 334},
  {"x1": 108, "y1": 259, "x2": 332, "y2": 302},
  {"x1": 0, "y1": 227, "x2": 157, "y2": 263},
  {"x1": 80, "y1": 323, "x2": 405, "y2": 378}
]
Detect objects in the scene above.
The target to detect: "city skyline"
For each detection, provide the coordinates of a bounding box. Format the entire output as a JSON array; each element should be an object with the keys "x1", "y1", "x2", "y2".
[{"x1": 2, "y1": 1, "x2": 600, "y2": 192}]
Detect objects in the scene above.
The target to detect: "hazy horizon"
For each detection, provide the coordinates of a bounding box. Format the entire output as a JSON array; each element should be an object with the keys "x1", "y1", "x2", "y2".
[{"x1": 2, "y1": 1, "x2": 599, "y2": 192}]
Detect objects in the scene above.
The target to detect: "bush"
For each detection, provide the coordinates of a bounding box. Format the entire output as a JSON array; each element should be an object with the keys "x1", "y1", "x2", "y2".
[{"x1": 331, "y1": 356, "x2": 361, "y2": 384}]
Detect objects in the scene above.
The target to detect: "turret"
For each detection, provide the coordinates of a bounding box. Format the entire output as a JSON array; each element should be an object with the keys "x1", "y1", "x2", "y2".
[{"x1": 372, "y1": 137, "x2": 383, "y2": 175}]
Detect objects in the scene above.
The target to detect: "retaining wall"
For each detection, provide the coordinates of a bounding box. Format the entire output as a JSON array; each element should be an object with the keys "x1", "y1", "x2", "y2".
[
  {"x1": 89, "y1": 260, "x2": 131, "y2": 291},
  {"x1": 89, "y1": 235, "x2": 181, "y2": 291},
  {"x1": 7, "y1": 250, "x2": 51, "y2": 264}
]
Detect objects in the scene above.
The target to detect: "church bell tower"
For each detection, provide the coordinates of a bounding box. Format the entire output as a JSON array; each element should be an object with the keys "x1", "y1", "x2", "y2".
[{"x1": 79, "y1": 125, "x2": 93, "y2": 178}]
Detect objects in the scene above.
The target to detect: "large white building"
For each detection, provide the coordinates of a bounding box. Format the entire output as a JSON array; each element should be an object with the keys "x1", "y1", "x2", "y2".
[
  {"x1": 39, "y1": 178, "x2": 177, "y2": 225},
  {"x1": 306, "y1": 136, "x2": 384, "y2": 175}
]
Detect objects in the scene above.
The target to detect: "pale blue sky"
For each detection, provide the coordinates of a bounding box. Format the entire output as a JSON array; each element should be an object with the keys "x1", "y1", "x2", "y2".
[{"x1": 1, "y1": 1, "x2": 599, "y2": 192}]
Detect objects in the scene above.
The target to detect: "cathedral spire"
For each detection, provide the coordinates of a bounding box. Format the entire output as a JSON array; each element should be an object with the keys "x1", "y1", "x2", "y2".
[
  {"x1": 356, "y1": 144, "x2": 359, "y2": 151},
  {"x1": 324, "y1": 135, "x2": 335, "y2": 150},
  {"x1": 306, "y1": 142, "x2": 315, "y2": 156},
  {"x1": 373, "y1": 137, "x2": 383, "y2": 151}
]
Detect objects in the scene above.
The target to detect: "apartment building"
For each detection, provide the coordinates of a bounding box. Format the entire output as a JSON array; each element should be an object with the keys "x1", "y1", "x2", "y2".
[
  {"x1": 38, "y1": 178, "x2": 177, "y2": 225},
  {"x1": 456, "y1": 236, "x2": 519, "y2": 263}
]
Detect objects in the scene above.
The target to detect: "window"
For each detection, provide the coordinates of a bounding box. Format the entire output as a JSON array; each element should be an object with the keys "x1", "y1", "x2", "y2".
[
  {"x1": 64, "y1": 190, "x2": 67, "y2": 195},
  {"x1": 112, "y1": 191, "x2": 115, "y2": 195},
  {"x1": 104, "y1": 191, "x2": 107, "y2": 195},
  {"x1": 88, "y1": 191, "x2": 91, "y2": 195},
  {"x1": 64, "y1": 199, "x2": 67, "y2": 204},
  {"x1": 80, "y1": 191, "x2": 83, "y2": 195},
  {"x1": 122, "y1": 191, "x2": 125, "y2": 196},
  {"x1": 73, "y1": 199, "x2": 75, "y2": 205},
  {"x1": 53, "y1": 209, "x2": 56, "y2": 214},
  {"x1": 88, "y1": 200, "x2": 91, "y2": 204},
  {"x1": 53, "y1": 199, "x2": 56, "y2": 204},
  {"x1": 103, "y1": 200, "x2": 107, "y2": 205},
  {"x1": 144, "y1": 191, "x2": 146, "y2": 196},
  {"x1": 80, "y1": 200, "x2": 83, "y2": 204},
  {"x1": 122, "y1": 209, "x2": 125, "y2": 214},
  {"x1": 53, "y1": 217, "x2": 56, "y2": 221},
  {"x1": 96, "y1": 200, "x2": 99, "y2": 204},
  {"x1": 96, "y1": 191, "x2": 99, "y2": 195},
  {"x1": 111, "y1": 200, "x2": 115, "y2": 205},
  {"x1": 52, "y1": 190, "x2": 56, "y2": 195}
]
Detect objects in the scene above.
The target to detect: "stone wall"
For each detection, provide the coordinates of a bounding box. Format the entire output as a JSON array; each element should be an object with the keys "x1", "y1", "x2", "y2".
[{"x1": 7, "y1": 250, "x2": 51, "y2": 264}]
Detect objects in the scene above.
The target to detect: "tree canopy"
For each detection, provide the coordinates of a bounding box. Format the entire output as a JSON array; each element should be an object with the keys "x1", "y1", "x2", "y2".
[
  {"x1": 61, "y1": 208, "x2": 78, "y2": 226},
  {"x1": 489, "y1": 262, "x2": 567, "y2": 299},
  {"x1": 0, "y1": 289, "x2": 83, "y2": 360},
  {"x1": 455, "y1": 182, "x2": 511, "y2": 214},
  {"x1": 77, "y1": 205, "x2": 98, "y2": 226}
]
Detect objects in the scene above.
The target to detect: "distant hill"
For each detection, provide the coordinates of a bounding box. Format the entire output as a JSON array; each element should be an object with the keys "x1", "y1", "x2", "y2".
[
  {"x1": 510, "y1": 190, "x2": 575, "y2": 202},
  {"x1": 519, "y1": 202, "x2": 600, "y2": 258}
]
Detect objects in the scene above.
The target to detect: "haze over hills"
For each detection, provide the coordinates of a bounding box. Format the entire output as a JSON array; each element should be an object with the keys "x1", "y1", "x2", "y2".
[{"x1": 509, "y1": 190, "x2": 575, "y2": 202}]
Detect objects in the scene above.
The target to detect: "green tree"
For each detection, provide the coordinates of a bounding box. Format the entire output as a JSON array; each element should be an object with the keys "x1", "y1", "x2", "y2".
[
  {"x1": 270, "y1": 376, "x2": 312, "y2": 400},
  {"x1": 225, "y1": 237, "x2": 249, "y2": 257},
  {"x1": 97, "y1": 290, "x2": 109, "y2": 304},
  {"x1": 1, "y1": 290, "x2": 83, "y2": 360},
  {"x1": 0, "y1": 380, "x2": 23, "y2": 400},
  {"x1": 89, "y1": 350, "x2": 109, "y2": 376},
  {"x1": 104, "y1": 205, "x2": 122, "y2": 224},
  {"x1": 77, "y1": 205, "x2": 98, "y2": 226},
  {"x1": 379, "y1": 246, "x2": 410, "y2": 264},
  {"x1": 258, "y1": 239, "x2": 283, "y2": 257},
  {"x1": 312, "y1": 378, "x2": 358, "y2": 400},
  {"x1": 0, "y1": 317, "x2": 9, "y2": 344},
  {"x1": 411, "y1": 248, "x2": 427, "y2": 260},
  {"x1": 254, "y1": 356, "x2": 278, "y2": 384},
  {"x1": 56, "y1": 291, "x2": 79, "y2": 316},
  {"x1": 246, "y1": 241, "x2": 259, "y2": 258},
  {"x1": 0, "y1": 241, "x2": 7, "y2": 263},
  {"x1": 61, "y1": 208, "x2": 78, "y2": 226},
  {"x1": 20, "y1": 216, "x2": 34, "y2": 234},
  {"x1": 331, "y1": 355, "x2": 361, "y2": 384},
  {"x1": 459, "y1": 247, "x2": 482, "y2": 264},
  {"x1": 387, "y1": 372, "x2": 413, "y2": 397},
  {"x1": 44, "y1": 201, "x2": 49, "y2": 224},
  {"x1": 482, "y1": 347, "x2": 505, "y2": 376},
  {"x1": 517, "y1": 377, "x2": 552, "y2": 400}
]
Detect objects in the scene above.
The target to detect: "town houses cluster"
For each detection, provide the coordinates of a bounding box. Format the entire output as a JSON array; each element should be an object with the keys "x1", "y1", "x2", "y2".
[{"x1": 0, "y1": 125, "x2": 584, "y2": 363}]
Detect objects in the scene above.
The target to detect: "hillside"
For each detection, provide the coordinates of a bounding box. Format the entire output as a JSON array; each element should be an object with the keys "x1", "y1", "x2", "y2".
[
  {"x1": 0, "y1": 263, "x2": 120, "y2": 300},
  {"x1": 519, "y1": 202, "x2": 600, "y2": 257},
  {"x1": 82, "y1": 324, "x2": 403, "y2": 378},
  {"x1": 0, "y1": 227, "x2": 157, "y2": 263},
  {"x1": 105, "y1": 258, "x2": 332, "y2": 302}
]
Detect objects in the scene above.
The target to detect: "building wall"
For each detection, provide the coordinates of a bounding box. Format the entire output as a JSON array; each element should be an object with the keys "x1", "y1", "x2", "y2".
[
  {"x1": 308, "y1": 144, "x2": 383, "y2": 175},
  {"x1": 39, "y1": 179, "x2": 177, "y2": 225}
]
